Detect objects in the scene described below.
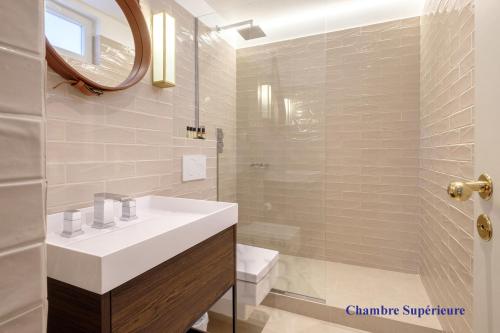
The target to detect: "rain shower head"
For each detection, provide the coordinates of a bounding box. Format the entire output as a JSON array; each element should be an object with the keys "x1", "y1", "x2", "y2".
[
  {"x1": 238, "y1": 25, "x2": 266, "y2": 40},
  {"x1": 216, "y1": 19, "x2": 266, "y2": 40}
]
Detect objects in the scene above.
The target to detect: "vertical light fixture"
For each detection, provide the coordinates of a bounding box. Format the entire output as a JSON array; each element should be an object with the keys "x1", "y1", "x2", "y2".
[
  {"x1": 152, "y1": 12, "x2": 176, "y2": 88},
  {"x1": 284, "y1": 98, "x2": 294, "y2": 125},
  {"x1": 258, "y1": 84, "x2": 272, "y2": 119}
]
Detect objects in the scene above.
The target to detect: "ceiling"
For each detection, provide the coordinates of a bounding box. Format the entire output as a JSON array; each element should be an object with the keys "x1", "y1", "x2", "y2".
[
  {"x1": 80, "y1": 0, "x2": 126, "y2": 22},
  {"x1": 204, "y1": 0, "x2": 345, "y2": 24},
  {"x1": 176, "y1": 0, "x2": 424, "y2": 48}
]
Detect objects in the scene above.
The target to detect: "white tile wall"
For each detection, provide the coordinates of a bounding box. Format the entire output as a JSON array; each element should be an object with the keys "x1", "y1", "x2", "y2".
[
  {"x1": 0, "y1": 183, "x2": 45, "y2": 251},
  {"x1": 0, "y1": 117, "x2": 43, "y2": 182},
  {"x1": 0, "y1": 0, "x2": 46, "y2": 330},
  {"x1": 0, "y1": 246, "x2": 45, "y2": 319},
  {"x1": 0, "y1": 0, "x2": 44, "y2": 54},
  {"x1": 0, "y1": 48, "x2": 44, "y2": 116},
  {"x1": 420, "y1": 0, "x2": 475, "y2": 332}
]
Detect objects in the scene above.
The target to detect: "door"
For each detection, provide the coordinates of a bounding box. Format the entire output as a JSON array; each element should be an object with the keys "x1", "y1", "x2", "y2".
[{"x1": 474, "y1": 1, "x2": 500, "y2": 332}]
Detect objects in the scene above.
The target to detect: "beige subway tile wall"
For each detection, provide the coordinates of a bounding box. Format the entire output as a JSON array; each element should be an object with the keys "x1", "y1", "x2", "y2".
[
  {"x1": 0, "y1": 0, "x2": 47, "y2": 331},
  {"x1": 45, "y1": 0, "x2": 236, "y2": 213},
  {"x1": 236, "y1": 17, "x2": 421, "y2": 273},
  {"x1": 325, "y1": 18, "x2": 421, "y2": 272},
  {"x1": 419, "y1": 0, "x2": 474, "y2": 332},
  {"x1": 198, "y1": 23, "x2": 237, "y2": 203}
]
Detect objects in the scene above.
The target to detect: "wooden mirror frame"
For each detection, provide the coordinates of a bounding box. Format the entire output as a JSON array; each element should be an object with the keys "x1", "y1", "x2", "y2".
[{"x1": 46, "y1": 0, "x2": 151, "y2": 96}]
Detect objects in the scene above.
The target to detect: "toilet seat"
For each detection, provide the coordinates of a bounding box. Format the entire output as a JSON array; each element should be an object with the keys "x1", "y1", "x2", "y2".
[{"x1": 237, "y1": 243, "x2": 279, "y2": 283}]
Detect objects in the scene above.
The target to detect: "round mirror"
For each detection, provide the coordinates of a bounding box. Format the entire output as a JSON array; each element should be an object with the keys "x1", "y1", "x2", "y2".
[{"x1": 45, "y1": 0, "x2": 151, "y2": 95}]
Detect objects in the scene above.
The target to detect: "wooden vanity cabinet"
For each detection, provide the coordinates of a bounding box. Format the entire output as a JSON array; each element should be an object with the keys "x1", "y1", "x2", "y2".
[{"x1": 47, "y1": 226, "x2": 236, "y2": 333}]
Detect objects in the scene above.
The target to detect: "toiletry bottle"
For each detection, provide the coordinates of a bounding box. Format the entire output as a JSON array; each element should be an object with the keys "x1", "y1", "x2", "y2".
[
  {"x1": 186, "y1": 126, "x2": 190, "y2": 138},
  {"x1": 197, "y1": 127, "x2": 202, "y2": 139},
  {"x1": 201, "y1": 126, "x2": 206, "y2": 139}
]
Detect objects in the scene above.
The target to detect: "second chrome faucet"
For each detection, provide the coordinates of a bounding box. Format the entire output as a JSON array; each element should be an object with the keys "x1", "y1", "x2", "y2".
[{"x1": 92, "y1": 193, "x2": 138, "y2": 229}]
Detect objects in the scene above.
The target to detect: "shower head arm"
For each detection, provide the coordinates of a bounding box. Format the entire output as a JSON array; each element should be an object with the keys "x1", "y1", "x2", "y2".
[{"x1": 216, "y1": 19, "x2": 254, "y2": 32}]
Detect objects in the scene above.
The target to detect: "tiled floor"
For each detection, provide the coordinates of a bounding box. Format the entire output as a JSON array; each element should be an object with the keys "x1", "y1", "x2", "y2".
[
  {"x1": 273, "y1": 255, "x2": 442, "y2": 330},
  {"x1": 208, "y1": 305, "x2": 370, "y2": 333}
]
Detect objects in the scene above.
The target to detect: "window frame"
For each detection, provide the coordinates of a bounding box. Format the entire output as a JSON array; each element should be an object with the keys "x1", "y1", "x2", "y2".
[{"x1": 45, "y1": 1, "x2": 95, "y2": 65}]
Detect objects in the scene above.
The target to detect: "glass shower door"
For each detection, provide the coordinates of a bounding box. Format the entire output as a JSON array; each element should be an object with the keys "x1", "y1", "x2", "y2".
[{"x1": 236, "y1": 29, "x2": 328, "y2": 302}]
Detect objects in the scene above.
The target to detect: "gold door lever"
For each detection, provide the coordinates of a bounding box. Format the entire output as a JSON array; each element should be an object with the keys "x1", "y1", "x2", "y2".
[{"x1": 447, "y1": 174, "x2": 493, "y2": 201}]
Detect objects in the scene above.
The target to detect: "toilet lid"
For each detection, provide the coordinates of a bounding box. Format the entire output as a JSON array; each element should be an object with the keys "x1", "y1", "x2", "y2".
[{"x1": 237, "y1": 244, "x2": 279, "y2": 284}]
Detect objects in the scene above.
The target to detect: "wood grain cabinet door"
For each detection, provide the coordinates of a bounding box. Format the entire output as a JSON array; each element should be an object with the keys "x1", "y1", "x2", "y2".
[
  {"x1": 47, "y1": 278, "x2": 111, "y2": 333},
  {"x1": 111, "y1": 226, "x2": 236, "y2": 333}
]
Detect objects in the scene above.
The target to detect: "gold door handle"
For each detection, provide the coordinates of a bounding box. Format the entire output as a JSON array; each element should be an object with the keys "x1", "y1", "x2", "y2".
[{"x1": 447, "y1": 173, "x2": 493, "y2": 201}]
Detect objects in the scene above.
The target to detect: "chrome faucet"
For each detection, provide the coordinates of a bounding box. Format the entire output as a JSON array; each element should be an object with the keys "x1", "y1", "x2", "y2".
[{"x1": 92, "y1": 193, "x2": 138, "y2": 229}]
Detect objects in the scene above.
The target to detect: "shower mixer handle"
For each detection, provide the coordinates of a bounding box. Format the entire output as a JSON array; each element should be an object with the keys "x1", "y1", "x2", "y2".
[
  {"x1": 447, "y1": 173, "x2": 493, "y2": 201},
  {"x1": 250, "y1": 163, "x2": 269, "y2": 168}
]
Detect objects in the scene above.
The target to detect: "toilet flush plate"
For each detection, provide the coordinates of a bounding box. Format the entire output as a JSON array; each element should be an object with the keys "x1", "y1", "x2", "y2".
[{"x1": 183, "y1": 154, "x2": 207, "y2": 182}]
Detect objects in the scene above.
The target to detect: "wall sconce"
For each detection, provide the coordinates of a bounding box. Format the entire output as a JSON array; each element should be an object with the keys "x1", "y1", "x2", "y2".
[
  {"x1": 152, "y1": 12, "x2": 176, "y2": 88},
  {"x1": 258, "y1": 84, "x2": 272, "y2": 119}
]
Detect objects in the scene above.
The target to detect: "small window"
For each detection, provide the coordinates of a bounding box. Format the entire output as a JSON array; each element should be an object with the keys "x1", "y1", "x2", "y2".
[
  {"x1": 45, "y1": 1, "x2": 95, "y2": 64},
  {"x1": 45, "y1": 11, "x2": 84, "y2": 56}
]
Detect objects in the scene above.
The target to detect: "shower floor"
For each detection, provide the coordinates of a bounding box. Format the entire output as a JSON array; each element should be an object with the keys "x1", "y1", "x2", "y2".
[{"x1": 271, "y1": 255, "x2": 442, "y2": 331}]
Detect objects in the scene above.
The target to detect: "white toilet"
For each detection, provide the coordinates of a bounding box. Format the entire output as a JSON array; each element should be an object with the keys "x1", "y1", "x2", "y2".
[{"x1": 210, "y1": 243, "x2": 279, "y2": 320}]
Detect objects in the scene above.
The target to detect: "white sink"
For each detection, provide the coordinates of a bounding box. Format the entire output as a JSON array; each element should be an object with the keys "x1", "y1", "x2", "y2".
[{"x1": 46, "y1": 195, "x2": 238, "y2": 294}]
